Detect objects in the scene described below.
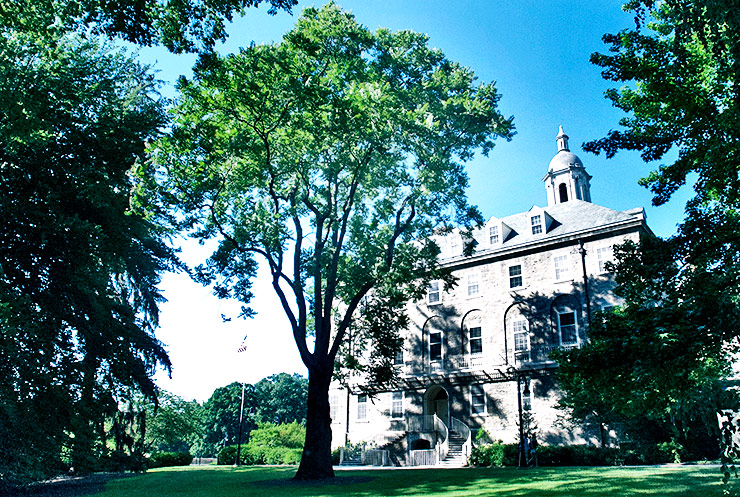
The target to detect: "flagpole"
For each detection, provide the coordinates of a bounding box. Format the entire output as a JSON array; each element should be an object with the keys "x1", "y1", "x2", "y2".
[{"x1": 234, "y1": 382, "x2": 246, "y2": 466}]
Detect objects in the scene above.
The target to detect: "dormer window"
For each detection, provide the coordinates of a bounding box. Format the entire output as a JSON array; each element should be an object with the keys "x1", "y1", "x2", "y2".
[
  {"x1": 489, "y1": 225, "x2": 499, "y2": 244},
  {"x1": 531, "y1": 215, "x2": 543, "y2": 235},
  {"x1": 449, "y1": 236, "x2": 461, "y2": 256}
]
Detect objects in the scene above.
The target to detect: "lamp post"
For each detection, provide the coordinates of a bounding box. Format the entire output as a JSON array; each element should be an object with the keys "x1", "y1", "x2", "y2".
[
  {"x1": 234, "y1": 383, "x2": 246, "y2": 466},
  {"x1": 517, "y1": 374, "x2": 531, "y2": 468}
]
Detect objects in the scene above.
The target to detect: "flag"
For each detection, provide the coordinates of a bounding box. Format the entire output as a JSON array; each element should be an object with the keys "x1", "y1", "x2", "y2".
[{"x1": 237, "y1": 334, "x2": 248, "y2": 353}]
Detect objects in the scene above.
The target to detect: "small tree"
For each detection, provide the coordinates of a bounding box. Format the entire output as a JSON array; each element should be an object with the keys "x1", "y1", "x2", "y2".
[{"x1": 148, "y1": 4, "x2": 513, "y2": 479}]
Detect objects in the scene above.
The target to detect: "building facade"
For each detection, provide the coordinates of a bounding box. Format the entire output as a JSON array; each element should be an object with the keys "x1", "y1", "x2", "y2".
[{"x1": 330, "y1": 127, "x2": 651, "y2": 465}]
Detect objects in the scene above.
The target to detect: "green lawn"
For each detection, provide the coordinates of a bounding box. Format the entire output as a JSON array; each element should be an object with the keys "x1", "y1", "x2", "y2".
[{"x1": 92, "y1": 465, "x2": 736, "y2": 497}]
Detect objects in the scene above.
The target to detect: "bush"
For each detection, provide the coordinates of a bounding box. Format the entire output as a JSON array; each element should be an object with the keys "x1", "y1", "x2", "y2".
[
  {"x1": 148, "y1": 451, "x2": 193, "y2": 468},
  {"x1": 331, "y1": 448, "x2": 341, "y2": 465},
  {"x1": 217, "y1": 422, "x2": 306, "y2": 466},
  {"x1": 468, "y1": 443, "x2": 682, "y2": 467}
]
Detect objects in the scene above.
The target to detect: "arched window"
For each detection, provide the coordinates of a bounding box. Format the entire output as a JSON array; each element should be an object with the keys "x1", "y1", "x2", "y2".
[
  {"x1": 558, "y1": 183, "x2": 569, "y2": 203},
  {"x1": 552, "y1": 295, "x2": 581, "y2": 346},
  {"x1": 462, "y1": 310, "x2": 484, "y2": 357},
  {"x1": 423, "y1": 316, "x2": 445, "y2": 362}
]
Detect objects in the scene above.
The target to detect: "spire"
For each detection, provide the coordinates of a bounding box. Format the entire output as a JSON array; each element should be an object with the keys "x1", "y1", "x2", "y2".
[{"x1": 556, "y1": 125, "x2": 569, "y2": 152}]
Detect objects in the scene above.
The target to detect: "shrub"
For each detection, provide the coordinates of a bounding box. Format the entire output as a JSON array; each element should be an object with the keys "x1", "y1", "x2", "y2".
[
  {"x1": 148, "y1": 451, "x2": 193, "y2": 468},
  {"x1": 469, "y1": 443, "x2": 505, "y2": 467},
  {"x1": 331, "y1": 448, "x2": 341, "y2": 465}
]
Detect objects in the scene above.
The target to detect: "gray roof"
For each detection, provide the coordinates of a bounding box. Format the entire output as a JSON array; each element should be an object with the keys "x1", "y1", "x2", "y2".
[{"x1": 440, "y1": 200, "x2": 646, "y2": 262}]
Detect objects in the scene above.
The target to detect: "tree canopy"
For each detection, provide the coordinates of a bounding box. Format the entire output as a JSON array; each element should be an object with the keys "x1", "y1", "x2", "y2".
[
  {"x1": 0, "y1": 31, "x2": 174, "y2": 487},
  {"x1": 0, "y1": 0, "x2": 297, "y2": 53},
  {"x1": 557, "y1": 0, "x2": 740, "y2": 464},
  {"x1": 147, "y1": 3, "x2": 514, "y2": 479}
]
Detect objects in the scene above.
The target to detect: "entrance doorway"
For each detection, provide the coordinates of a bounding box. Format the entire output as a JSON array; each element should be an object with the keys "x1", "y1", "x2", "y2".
[{"x1": 424, "y1": 385, "x2": 449, "y2": 427}]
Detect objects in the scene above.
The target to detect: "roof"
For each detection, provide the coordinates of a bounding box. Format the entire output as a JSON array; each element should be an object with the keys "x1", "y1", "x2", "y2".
[{"x1": 439, "y1": 200, "x2": 646, "y2": 262}]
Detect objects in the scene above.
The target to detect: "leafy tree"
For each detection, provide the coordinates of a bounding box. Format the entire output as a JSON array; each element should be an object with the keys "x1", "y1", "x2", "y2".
[
  {"x1": 0, "y1": 31, "x2": 173, "y2": 487},
  {"x1": 556, "y1": 238, "x2": 735, "y2": 458},
  {"x1": 201, "y1": 382, "x2": 257, "y2": 456},
  {"x1": 146, "y1": 4, "x2": 513, "y2": 479},
  {"x1": 555, "y1": 0, "x2": 740, "y2": 464},
  {"x1": 254, "y1": 373, "x2": 308, "y2": 425},
  {"x1": 0, "y1": 0, "x2": 297, "y2": 54},
  {"x1": 146, "y1": 392, "x2": 205, "y2": 454},
  {"x1": 200, "y1": 375, "x2": 307, "y2": 456}
]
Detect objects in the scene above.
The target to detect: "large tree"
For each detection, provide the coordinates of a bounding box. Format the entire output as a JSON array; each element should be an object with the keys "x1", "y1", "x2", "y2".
[
  {"x1": 0, "y1": 0, "x2": 297, "y2": 53},
  {"x1": 148, "y1": 4, "x2": 513, "y2": 479},
  {"x1": 0, "y1": 31, "x2": 174, "y2": 487},
  {"x1": 557, "y1": 0, "x2": 740, "y2": 463}
]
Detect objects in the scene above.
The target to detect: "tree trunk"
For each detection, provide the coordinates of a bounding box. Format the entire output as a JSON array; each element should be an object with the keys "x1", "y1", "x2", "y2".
[{"x1": 294, "y1": 364, "x2": 334, "y2": 480}]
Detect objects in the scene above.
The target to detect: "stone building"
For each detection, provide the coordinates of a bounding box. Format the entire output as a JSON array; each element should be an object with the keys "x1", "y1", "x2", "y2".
[{"x1": 329, "y1": 127, "x2": 651, "y2": 466}]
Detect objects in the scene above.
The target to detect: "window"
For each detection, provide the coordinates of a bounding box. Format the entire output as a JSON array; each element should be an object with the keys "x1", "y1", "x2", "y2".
[
  {"x1": 531, "y1": 215, "x2": 543, "y2": 235},
  {"x1": 489, "y1": 225, "x2": 499, "y2": 245},
  {"x1": 357, "y1": 395, "x2": 367, "y2": 420},
  {"x1": 512, "y1": 319, "x2": 529, "y2": 353},
  {"x1": 394, "y1": 347, "x2": 404, "y2": 365},
  {"x1": 391, "y1": 392, "x2": 403, "y2": 418},
  {"x1": 509, "y1": 265, "x2": 523, "y2": 288},
  {"x1": 329, "y1": 394, "x2": 338, "y2": 423},
  {"x1": 597, "y1": 246, "x2": 613, "y2": 273},
  {"x1": 558, "y1": 311, "x2": 578, "y2": 344},
  {"x1": 554, "y1": 254, "x2": 570, "y2": 281},
  {"x1": 467, "y1": 272, "x2": 480, "y2": 296},
  {"x1": 430, "y1": 331, "x2": 442, "y2": 361},
  {"x1": 469, "y1": 326, "x2": 482, "y2": 355},
  {"x1": 449, "y1": 236, "x2": 460, "y2": 255},
  {"x1": 471, "y1": 385, "x2": 486, "y2": 414},
  {"x1": 427, "y1": 281, "x2": 441, "y2": 304},
  {"x1": 559, "y1": 183, "x2": 569, "y2": 203}
]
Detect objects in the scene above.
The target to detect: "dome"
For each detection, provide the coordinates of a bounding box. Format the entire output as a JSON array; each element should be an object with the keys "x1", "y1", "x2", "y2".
[{"x1": 548, "y1": 150, "x2": 584, "y2": 172}]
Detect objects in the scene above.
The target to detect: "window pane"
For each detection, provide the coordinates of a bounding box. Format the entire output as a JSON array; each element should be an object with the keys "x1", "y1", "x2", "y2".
[
  {"x1": 467, "y1": 273, "x2": 479, "y2": 296},
  {"x1": 428, "y1": 281, "x2": 440, "y2": 303},
  {"x1": 358, "y1": 395, "x2": 367, "y2": 420},
  {"x1": 391, "y1": 392, "x2": 403, "y2": 418},
  {"x1": 509, "y1": 265, "x2": 523, "y2": 288},
  {"x1": 472, "y1": 385, "x2": 485, "y2": 414},
  {"x1": 554, "y1": 254, "x2": 569, "y2": 280},
  {"x1": 559, "y1": 311, "x2": 577, "y2": 344},
  {"x1": 531, "y1": 215, "x2": 543, "y2": 234},
  {"x1": 430, "y1": 331, "x2": 442, "y2": 360},
  {"x1": 489, "y1": 226, "x2": 499, "y2": 244}
]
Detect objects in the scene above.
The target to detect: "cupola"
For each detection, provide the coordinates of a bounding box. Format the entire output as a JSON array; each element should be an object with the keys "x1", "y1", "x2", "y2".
[{"x1": 543, "y1": 126, "x2": 592, "y2": 206}]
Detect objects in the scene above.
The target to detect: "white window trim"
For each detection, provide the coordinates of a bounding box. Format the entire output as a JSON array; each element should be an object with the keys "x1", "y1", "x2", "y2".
[
  {"x1": 429, "y1": 330, "x2": 443, "y2": 362},
  {"x1": 357, "y1": 394, "x2": 367, "y2": 421},
  {"x1": 557, "y1": 310, "x2": 579, "y2": 346},
  {"x1": 467, "y1": 272, "x2": 480, "y2": 297},
  {"x1": 391, "y1": 391, "x2": 404, "y2": 419},
  {"x1": 489, "y1": 225, "x2": 500, "y2": 245},
  {"x1": 468, "y1": 326, "x2": 483, "y2": 356},
  {"x1": 553, "y1": 252, "x2": 572, "y2": 282},
  {"x1": 530, "y1": 214, "x2": 543, "y2": 235},
  {"x1": 508, "y1": 263, "x2": 524, "y2": 289},
  {"x1": 597, "y1": 245, "x2": 614, "y2": 274},
  {"x1": 427, "y1": 280, "x2": 442, "y2": 305},
  {"x1": 471, "y1": 385, "x2": 486, "y2": 415}
]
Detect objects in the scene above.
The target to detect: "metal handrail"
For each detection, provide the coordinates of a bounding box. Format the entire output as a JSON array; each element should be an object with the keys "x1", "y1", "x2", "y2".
[
  {"x1": 433, "y1": 414, "x2": 449, "y2": 463},
  {"x1": 449, "y1": 416, "x2": 472, "y2": 462}
]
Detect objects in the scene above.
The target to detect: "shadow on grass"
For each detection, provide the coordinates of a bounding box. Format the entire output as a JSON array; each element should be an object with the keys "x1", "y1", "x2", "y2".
[{"x1": 97, "y1": 465, "x2": 732, "y2": 497}]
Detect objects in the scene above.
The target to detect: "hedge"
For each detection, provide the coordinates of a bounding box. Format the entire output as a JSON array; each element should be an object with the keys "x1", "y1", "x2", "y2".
[
  {"x1": 148, "y1": 451, "x2": 193, "y2": 468},
  {"x1": 217, "y1": 445, "x2": 302, "y2": 465},
  {"x1": 468, "y1": 443, "x2": 680, "y2": 467}
]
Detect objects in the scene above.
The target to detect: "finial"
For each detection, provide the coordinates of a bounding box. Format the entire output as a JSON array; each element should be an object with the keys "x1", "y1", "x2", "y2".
[{"x1": 556, "y1": 125, "x2": 569, "y2": 152}]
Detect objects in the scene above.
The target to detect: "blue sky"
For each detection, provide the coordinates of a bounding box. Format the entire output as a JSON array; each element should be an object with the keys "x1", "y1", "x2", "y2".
[{"x1": 145, "y1": 1, "x2": 691, "y2": 402}]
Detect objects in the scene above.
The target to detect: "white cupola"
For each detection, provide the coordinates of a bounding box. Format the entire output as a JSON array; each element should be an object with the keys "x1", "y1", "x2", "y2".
[{"x1": 542, "y1": 126, "x2": 592, "y2": 206}]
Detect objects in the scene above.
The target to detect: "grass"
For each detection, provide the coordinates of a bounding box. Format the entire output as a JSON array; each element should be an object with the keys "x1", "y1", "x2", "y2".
[{"x1": 93, "y1": 464, "x2": 736, "y2": 497}]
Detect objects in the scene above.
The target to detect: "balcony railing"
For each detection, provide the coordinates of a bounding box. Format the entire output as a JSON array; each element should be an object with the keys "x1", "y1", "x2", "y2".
[{"x1": 515, "y1": 343, "x2": 579, "y2": 366}]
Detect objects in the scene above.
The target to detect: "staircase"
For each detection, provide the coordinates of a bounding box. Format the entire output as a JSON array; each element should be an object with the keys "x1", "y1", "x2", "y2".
[{"x1": 438, "y1": 431, "x2": 468, "y2": 467}]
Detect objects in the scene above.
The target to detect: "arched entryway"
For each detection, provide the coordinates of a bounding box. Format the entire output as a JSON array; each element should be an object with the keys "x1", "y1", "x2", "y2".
[{"x1": 424, "y1": 385, "x2": 449, "y2": 427}]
